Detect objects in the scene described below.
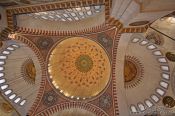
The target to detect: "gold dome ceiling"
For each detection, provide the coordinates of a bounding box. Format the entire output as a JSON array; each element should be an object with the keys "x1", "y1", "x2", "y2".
[
  {"x1": 48, "y1": 37, "x2": 111, "y2": 99},
  {"x1": 124, "y1": 59, "x2": 137, "y2": 82}
]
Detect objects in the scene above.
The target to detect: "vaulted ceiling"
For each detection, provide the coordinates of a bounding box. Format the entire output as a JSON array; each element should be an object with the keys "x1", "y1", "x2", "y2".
[{"x1": 0, "y1": 0, "x2": 175, "y2": 116}]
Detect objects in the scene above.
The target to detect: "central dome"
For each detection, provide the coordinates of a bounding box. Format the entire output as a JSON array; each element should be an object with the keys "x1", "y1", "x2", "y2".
[{"x1": 48, "y1": 37, "x2": 111, "y2": 99}]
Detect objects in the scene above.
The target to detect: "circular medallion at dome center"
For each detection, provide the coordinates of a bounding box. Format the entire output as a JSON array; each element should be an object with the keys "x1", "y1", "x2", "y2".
[
  {"x1": 75, "y1": 55, "x2": 93, "y2": 72},
  {"x1": 48, "y1": 37, "x2": 111, "y2": 99}
]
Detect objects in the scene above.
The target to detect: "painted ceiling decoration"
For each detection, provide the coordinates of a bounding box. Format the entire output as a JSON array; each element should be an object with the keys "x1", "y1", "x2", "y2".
[
  {"x1": 0, "y1": 95, "x2": 19, "y2": 115},
  {"x1": 0, "y1": 0, "x2": 175, "y2": 116},
  {"x1": 146, "y1": 32, "x2": 164, "y2": 46},
  {"x1": 1, "y1": 102, "x2": 13, "y2": 113},
  {"x1": 36, "y1": 37, "x2": 54, "y2": 50},
  {"x1": 21, "y1": 58, "x2": 36, "y2": 85},
  {"x1": 42, "y1": 90, "x2": 58, "y2": 107},
  {"x1": 166, "y1": 52, "x2": 175, "y2": 62},
  {"x1": 162, "y1": 96, "x2": 175, "y2": 108},
  {"x1": 99, "y1": 93, "x2": 112, "y2": 110},
  {"x1": 27, "y1": 27, "x2": 118, "y2": 116},
  {"x1": 0, "y1": 43, "x2": 27, "y2": 106},
  {"x1": 48, "y1": 37, "x2": 111, "y2": 99},
  {"x1": 97, "y1": 32, "x2": 113, "y2": 49},
  {"x1": 0, "y1": 39, "x2": 43, "y2": 115},
  {"x1": 125, "y1": 34, "x2": 171, "y2": 115},
  {"x1": 124, "y1": 55, "x2": 144, "y2": 89}
]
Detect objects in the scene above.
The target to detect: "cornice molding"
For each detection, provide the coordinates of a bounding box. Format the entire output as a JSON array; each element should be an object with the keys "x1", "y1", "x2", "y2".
[
  {"x1": 3, "y1": 0, "x2": 149, "y2": 37},
  {"x1": 5, "y1": 0, "x2": 107, "y2": 30},
  {"x1": 15, "y1": 24, "x2": 113, "y2": 36}
]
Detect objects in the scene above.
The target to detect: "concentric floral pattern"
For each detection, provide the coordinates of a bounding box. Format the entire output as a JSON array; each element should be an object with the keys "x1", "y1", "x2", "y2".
[
  {"x1": 99, "y1": 94, "x2": 112, "y2": 109},
  {"x1": 48, "y1": 37, "x2": 111, "y2": 99},
  {"x1": 21, "y1": 59, "x2": 36, "y2": 84},
  {"x1": 162, "y1": 96, "x2": 175, "y2": 108},
  {"x1": 97, "y1": 33, "x2": 113, "y2": 49},
  {"x1": 124, "y1": 56, "x2": 144, "y2": 89},
  {"x1": 146, "y1": 32, "x2": 164, "y2": 46},
  {"x1": 75, "y1": 55, "x2": 93, "y2": 73},
  {"x1": 43, "y1": 90, "x2": 58, "y2": 107},
  {"x1": 37, "y1": 37, "x2": 54, "y2": 50}
]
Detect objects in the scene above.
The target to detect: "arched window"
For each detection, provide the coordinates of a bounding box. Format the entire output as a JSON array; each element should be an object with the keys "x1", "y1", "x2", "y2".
[
  {"x1": 0, "y1": 61, "x2": 5, "y2": 65},
  {"x1": 0, "y1": 56, "x2": 7, "y2": 59},
  {"x1": 161, "y1": 65, "x2": 169, "y2": 71},
  {"x1": 2, "y1": 51, "x2": 10, "y2": 55},
  {"x1": 0, "y1": 79, "x2": 6, "y2": 84},
  {"x1": 137, "y1": 103, "x2": 145, "y2": 111},
  {"x1": 162, "y1": 73, "x2": 170, "y2": 80},
  {"x1": 151, "y1": 94, "x2": 159, "y2": 103},
  {"x1": 156, "y1": 88, "x2": 165, "y2": 96},
  {"x1": 4, "y1": 89, "x2": 12, "y2": 95},
  {"x1": 14, "y1": 97, "x2": 21, "y2": 103},
  {"x1": 140, "y1": 40, "x2": 148, "y2": 45},
  {"x1": 9, "y1": 94, "x2": 16, "y2": 100},
  {"x1": 0, "y1": 73, "x2": 4, "y2": 77},
  {"x1": 20, "y1": 100, "x2": 26, "y2": 106},
  {"x1": 147, "y1": 44, "x2": 156, "y2": 50},
  {"x1": 145, "y1": 100, "x2": 153, "y2": 108},
  {"x1": 160, "y1": 81, "x2": 168, "y2": 89},
  {"x1": 12, "y1": 44, "x2": 19, "y2": 48},
  {"x1": 132, "y1": 38, "x2": 140, "y2": 43},
  {"x1": 130, "y1": 105, "x2": 137, "y2": 113},
  {"x1": 0, "y1": 66, "x2": 4, "y2": 71},
  {"x1": 7, "y1": 47, "x2": 15, "y2": 51},
  {"x1": 153, "y1": 50, "x2": 162, "y2": 56},
  {"x1": 158, "y1": 58, "x2": 167, "y2": 63},
  {"x1": 1, "y1": 84, "x2": 8, "y2": 90}
]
